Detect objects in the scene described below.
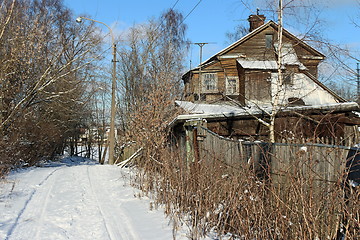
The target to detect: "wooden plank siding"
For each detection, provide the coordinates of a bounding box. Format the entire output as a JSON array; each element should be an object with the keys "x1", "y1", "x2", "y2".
[
  {"x1": 226, "y1": 27, "x2": 276, "y2": 60},
  {"x1": 202, "y1": 112, "x2": 360, "y2": 144},
  {"x1": 185, "y1": 26, "x2": 323, "y2": 103},
  {"x1": 244, "y1": 71, "x2": 272, "y2": 103},
  {"x1": 183, "y1": 21, "x2": 327, "y2": 104}
]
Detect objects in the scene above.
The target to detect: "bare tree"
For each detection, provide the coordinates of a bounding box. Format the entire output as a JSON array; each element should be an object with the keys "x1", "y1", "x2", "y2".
[
  {"x1": 0, "y1": 0, "x2": 103, "y2": 169},
  {"x1": 115, "y1": 9, "x2": 188, "y2": 164},
  {"x1": 225, "y1": 24, "x2": 248, "y2": 44},
  {"x1": 118, "y1": 9, "x2": 188, "y2": 129}
]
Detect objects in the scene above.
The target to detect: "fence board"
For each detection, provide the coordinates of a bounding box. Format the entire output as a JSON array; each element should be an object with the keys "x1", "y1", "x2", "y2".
[
  {"x1": 179, "y1": 126, "x2": 357, "y2": 238},
  {"x1": 197, "y1": 126, "x2": 351, "y2": 185}
]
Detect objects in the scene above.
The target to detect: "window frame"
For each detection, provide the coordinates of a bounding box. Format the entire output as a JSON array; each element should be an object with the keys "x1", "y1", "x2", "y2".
[
  {"x1": 226, "y1": 76, "x2": 239, "y2": 95},
  {"x1": 202, "y1": 73, "x2": 218, "y2": 93},
  {"x1": 265, "y1": 34, "x2": 273, "y2": 49}
]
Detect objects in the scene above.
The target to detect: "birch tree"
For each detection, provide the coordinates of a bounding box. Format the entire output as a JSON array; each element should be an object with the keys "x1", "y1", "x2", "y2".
[
  {"x1": 225, "y1": 0, "x2": 353, "y2": 142},
  {"x1": 225, "y1": 0, "x2": 285, "y2": 142}
]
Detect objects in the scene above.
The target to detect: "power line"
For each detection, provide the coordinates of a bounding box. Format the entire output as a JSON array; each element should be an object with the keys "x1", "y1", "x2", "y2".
[
  {"x1": 170, "y1": 0, "x2": 181, "y2": 9},
  {"x1": 357, "y1": 62, "x2": 359, "y2": 102},
  {"x1": 179, "y1": 0, "x2": 203, "y2": 26},
  {"x1": 116, "y1": 0, "x2": 202, "y2": 70}
]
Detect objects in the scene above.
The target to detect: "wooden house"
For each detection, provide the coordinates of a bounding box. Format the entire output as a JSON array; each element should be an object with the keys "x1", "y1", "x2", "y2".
[
  {"x1": 182, "y1": 14, "x2": 344, "y2": 106},
  {"x1": 174, "y1": 14, "x2": 360, "y2": 143}
]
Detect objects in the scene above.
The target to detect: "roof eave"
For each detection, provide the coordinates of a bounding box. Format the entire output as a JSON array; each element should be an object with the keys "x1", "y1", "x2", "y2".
[
  {"x1": 170, "y1": 102, "x2": 359, "y2": 128},
  {"x1": 199, "y1": 21, "x2": 275, "y2": 66},
  {"x1": 199, "y1": 20, "x2": 325, "y2": 67}
]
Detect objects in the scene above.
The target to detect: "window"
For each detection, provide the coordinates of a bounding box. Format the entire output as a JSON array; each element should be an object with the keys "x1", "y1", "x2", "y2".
[
  {"x1": 265, "y1": 34, "x2": 273, "y2": 49},
  {"x1": 202, "y1": 73, "x2": 217, "y2": 92},
  {"x1": 226, "y1": 76, "x2": 239, "y2": 95}
]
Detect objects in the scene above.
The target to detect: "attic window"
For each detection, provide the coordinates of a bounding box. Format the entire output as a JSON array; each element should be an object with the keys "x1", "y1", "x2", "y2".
[
  {"x1": 265, "y1": 34, "x2": 273, "y2": 49},
  {"x1": 202, "y1": 73, "x2": 218, "y2": 92}
]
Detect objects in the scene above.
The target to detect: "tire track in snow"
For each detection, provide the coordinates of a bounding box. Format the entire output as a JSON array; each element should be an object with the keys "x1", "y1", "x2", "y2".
[
  {"x1": 86, "y1": 165, "x2": 140, "y2": 240},
  {"x1": 34, "y1": 168, "x2": 57, "y2": 239},
  {"x1": 5, "y1": 167, "x2": 63, "y2": 240}
]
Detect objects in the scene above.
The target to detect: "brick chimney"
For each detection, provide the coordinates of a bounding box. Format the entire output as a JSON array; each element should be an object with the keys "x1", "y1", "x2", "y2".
[{"x1": 248, "y1": 14, "x2": 266, "y2": 32}]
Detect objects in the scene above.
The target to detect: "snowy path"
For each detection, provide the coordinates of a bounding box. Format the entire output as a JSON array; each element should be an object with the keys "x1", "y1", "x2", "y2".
[{"x1": 0, "y1": 157, "x2": 189, "y2": 240}]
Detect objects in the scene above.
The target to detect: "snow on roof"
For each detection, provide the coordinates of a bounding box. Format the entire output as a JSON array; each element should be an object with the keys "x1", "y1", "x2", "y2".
[
  {"x1": 237, "y1": 60, "x2": 278, "y2": 70},
  {"x1": 237, "y1": 44, "x2": 307, "y2": 71},
  {"x1": 175, "y1": 100, "x2": 244, "y2": 114},
  {"x1": 171, "y1": 100, "x2": 359, "y2": 127}
]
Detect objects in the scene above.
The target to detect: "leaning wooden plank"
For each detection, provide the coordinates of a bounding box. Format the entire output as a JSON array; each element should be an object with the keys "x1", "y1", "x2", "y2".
[{"x1": 116, "y1": 147, "x2": 143, "y2": 168}]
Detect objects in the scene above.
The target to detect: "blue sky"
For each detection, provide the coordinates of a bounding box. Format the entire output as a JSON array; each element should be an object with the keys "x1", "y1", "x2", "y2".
[{"x1": 64, "y1": 0, "x2": 360, "y2": 72}]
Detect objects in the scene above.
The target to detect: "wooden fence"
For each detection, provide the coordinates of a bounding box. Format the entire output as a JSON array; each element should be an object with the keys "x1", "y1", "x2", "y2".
[
  {"x1": 175, "y1": 121, "x2": 360, "y2": 238},
  {"x1": 183, "y1": 124, "x2": 357, "y2": 185}
]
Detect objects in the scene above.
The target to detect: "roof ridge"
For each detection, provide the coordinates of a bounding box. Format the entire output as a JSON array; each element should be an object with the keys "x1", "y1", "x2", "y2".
[{"x1": 199, "y1": 20, "x2": 324, "y2": 67}]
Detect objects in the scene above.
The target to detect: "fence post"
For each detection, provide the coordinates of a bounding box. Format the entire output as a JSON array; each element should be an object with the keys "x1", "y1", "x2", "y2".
[
  {"x1": 184, "y1": 120, "x2": 197, "y2": 167},
  {"x1": 184, "y1": 120, "x2": 203, "y2": 167}
]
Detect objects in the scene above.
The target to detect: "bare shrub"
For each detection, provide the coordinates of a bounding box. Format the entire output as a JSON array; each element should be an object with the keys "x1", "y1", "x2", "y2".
[{"x1": 128, "y1": 129, "x2": 359, "y2": 239}]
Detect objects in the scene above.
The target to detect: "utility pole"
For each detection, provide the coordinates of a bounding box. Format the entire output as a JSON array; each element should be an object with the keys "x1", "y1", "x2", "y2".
[
  {"x1": 193, "y1": 42, "x2": 214, "y2": 102},
  {"x1": 357, "y1": 63, "x2": 360, "y2": 103},
  {"x1": 76, "y1": 16, "x2": 117, "y2": 164},
  {"x1": 109, "y1": 42, "x2": 117, "y2": 165}
]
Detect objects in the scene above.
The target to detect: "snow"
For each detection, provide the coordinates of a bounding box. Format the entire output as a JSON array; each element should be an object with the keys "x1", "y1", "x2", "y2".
[
  {"x1": 236, "y1": 44, "x2": 307, "y2": 70},
  {"x1": 175, "y1": 100, "x2": 359, "y2": 116},
  {"x1": 300, "y1": 146, "x2": 307, "y2": 152},
  {"x1": 0, "y1": 157, "x2": 192, "y2": 240},
  {"x1": 175, "y1": 100, "x2": 244, "y2": 114},
  {"x1": 237, "y1": 60, "x2": 278, "y2": 70}
]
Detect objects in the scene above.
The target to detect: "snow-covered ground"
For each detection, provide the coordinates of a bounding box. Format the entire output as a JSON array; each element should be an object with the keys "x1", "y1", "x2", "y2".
[{"x1": 0, "y1": 157, "x2": 192, "y2": 240}]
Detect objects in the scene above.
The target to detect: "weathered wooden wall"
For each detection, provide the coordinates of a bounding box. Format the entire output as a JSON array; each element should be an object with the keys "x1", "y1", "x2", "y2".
[
  {"x1": 193, "y1": 126, "x2": 351, "y2": 184},
  {"x1": 204, "y1": 114, "x2": 360, "y2": 144}
]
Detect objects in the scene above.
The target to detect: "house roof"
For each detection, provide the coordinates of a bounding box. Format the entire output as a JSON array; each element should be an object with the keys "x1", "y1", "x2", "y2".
[
  {"x1": 237, "y1": 60, "x2": 278, "y2": 70},
  {"x1": 175, "y1": 100, "x2": 244, "y2": 114},
  {"x1": 302, "y1": 71, "x2": 347, "y2": 102},
  {"x1": 170, "y1": 100, "x2": 359, "y2": 128},
  {"x1": 184, "y1": 20, "x2": 324, "y2": 75},
  {"x1": 180, "y1": 19, "x2": 345, "y2": 105},
  {"x1": 203, "y1": 21, "x2": 324, "y2": 66}
]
